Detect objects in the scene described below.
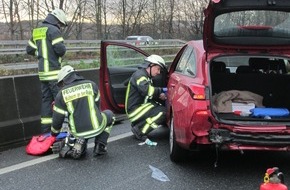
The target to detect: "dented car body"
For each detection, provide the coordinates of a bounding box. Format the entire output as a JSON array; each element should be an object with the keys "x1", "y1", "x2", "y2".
[{"x1": 100, "y1": 0, "x2": 290, "y2": 162}]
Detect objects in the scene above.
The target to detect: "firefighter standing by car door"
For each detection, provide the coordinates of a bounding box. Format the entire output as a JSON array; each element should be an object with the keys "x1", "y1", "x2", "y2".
[
  {"x1": 125, "y1": 54, "x2": 167, "y2": 141},
  {"x1": 26, "y1": 8, "x2": 67, "y2": 134},
  {"x1": 50, "y1": 65, "x2": 115, "y2": 159}
]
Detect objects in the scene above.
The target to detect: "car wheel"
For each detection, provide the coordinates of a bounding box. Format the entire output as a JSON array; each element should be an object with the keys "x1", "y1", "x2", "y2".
[{"x1": 169, "y1": 114, "x2": 188, "y2": 162}]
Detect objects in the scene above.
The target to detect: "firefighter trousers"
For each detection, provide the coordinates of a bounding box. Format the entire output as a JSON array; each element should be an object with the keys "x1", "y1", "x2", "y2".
[
  {"x1": 131, "y1": 104, "x2": 166, "y2": 135},
  {"x1": 40, "y1": 81, "x2": 59, "y2": 133}
]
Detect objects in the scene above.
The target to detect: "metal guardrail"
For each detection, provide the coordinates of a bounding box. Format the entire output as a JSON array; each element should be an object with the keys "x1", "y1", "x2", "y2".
[
  {"x1": 0, "y1": 39, "x2": 186, "y2": 72},
  {"x1": 0, "y1": 39, "x2": 186, "y2": 55}
]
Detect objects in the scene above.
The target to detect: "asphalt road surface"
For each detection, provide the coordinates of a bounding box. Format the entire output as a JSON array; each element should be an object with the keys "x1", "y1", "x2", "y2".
[{"x1": 1, "y1": 120, "x2": 290, "y2": 190}]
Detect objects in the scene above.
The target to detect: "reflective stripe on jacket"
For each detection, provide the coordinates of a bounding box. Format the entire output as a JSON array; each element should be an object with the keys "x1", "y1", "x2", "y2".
[
  {"x1": 26, "y1": 17, "x2": 66, "y2": 81},
  {"x1": 125, "y1": 68, "x2": 162, "y2": 119},
  {"x1": 51, "y1": 79, "x2": 107, "y2": 139}
]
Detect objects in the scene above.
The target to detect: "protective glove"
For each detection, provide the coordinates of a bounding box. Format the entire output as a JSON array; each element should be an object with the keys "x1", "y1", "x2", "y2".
[
  {"x1": 51, "y1": 140, "x2": 65, "y2": 154},
  {"x1": 51, "y1": 131, "x2": 59, "y2": 137},
  {"x1": 56, "y1": 132, "x2": 68, "y2": 141},
  {"x1": 162, "y1": 88, "x2": 168, "y2": 93},
  {"x1": 159, "y1": 93, "x2": 167, "y2": 101}
]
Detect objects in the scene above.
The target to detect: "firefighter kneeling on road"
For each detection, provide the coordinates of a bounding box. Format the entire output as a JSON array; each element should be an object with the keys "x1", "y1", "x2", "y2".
[
  {"x1": 50, "y1": 65, "x2": 115, "y2": 159},
  {"x1": 125, "y1": 54, "x2": 167, "y2": 141}
]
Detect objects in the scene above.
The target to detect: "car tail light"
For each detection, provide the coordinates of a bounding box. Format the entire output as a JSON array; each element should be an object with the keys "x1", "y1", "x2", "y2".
[
  {"x1": 193, "y1": 94, "x2": 205, "y2": 100},
  {"x1": 195, "y1": 110, "x2": 208, "y2": 115},
  {"x1": 189, "y1": 85, "x2": 207, "y2": 100}
]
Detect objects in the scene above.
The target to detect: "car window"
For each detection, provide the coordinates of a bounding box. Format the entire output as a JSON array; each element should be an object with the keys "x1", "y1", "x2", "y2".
[
  {"x1": 183, "y1": 50, "x2": 196, "y2": 76},
  {"x1": 214, "y1": 56, "x2": 290, "y2": 74},
  {"x1": 126, "y1": 37, "x2": 138, "y2": 40},
  {"x1": 214, "y1": 10, "x2": 290, "y2": 43},
  {"x1": 175, "y1": 46, "x2": 195, "y2": 76},
  {"x1": 106, "y1": 45, "x2": 146, "y2": 67}
]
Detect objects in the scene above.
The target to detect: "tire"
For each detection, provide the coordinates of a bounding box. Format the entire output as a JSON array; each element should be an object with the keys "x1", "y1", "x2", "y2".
[{"x1": 169, "y1": 114, "x2": 189, "y2": 162}]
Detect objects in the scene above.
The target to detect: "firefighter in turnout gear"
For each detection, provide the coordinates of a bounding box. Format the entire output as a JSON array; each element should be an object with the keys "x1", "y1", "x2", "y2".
[
  {"x1": 50, "y1": 65, "x2": 115, "y2": 159},
  {"x1": 125, "y1": 54, "x2": 167, "y2": 141},
  {"x1": 26, "y1": 8, "x2": 67, "y2": 133}
]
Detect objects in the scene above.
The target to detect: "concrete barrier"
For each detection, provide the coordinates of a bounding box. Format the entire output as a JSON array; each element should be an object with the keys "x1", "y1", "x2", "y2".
[
  {"x1": 0, "y1": 77, "x2": 26, "y2": 150},
  {"x1": 0, "y1": 69, "x2": 99, "y2": 151}
]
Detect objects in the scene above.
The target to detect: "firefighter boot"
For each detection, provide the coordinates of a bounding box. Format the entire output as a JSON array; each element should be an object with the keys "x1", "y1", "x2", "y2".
[
  {"x1": 57, "y1": 135, "x2": 74, "y2": 158},
  {"x1": 52, "y1": 139, "x2": 73, "y2": 158},
  {"x1": 59, "y1": 146, "x2": 73, "y2": 158},
  {"x1": 131, "y1": 125, "x2": 147, "y2": 141},
  {"x1": 71, "y1": 138, "x2": 87, "y2": 159},
  {"x1": 51, "y1": 140, "x2": 65, "y2": 154},
  {"x1": 93, "y1": 142, "x2": 107, "y2": 157}
]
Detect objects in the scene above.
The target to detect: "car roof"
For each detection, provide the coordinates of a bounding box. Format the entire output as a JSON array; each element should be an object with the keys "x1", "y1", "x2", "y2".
[{"x1": 203, "y1": 0, "x2": 290, "y2": 52}]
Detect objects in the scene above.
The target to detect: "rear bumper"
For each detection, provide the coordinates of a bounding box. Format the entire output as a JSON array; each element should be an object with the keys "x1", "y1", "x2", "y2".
[{"x1": 209, "y1": 128, "x2": 290, "y2": 148}]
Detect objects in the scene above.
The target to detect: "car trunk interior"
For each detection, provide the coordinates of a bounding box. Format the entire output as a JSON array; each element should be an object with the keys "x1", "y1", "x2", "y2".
[{"x1": 210, "y1": 55, "x2": 290, "y2": 122}]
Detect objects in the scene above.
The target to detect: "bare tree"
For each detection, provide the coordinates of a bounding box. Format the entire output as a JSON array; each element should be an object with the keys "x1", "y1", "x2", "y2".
[
  {"x1": 168, "y1": 0, "x2": 175, "y2": 38},
  {"x1": 0, "y1": 0, "x2": 15, "y2": 39},
  {"x1": 180, "y1": 0, "x2": 208, "y2": 40},
  {"x1": 95, "y1": 0, "x2": 102, "y2": 39},
  {"x1": 85, "y1": 0, "x2": 111, "y2": 39},
  {"x1": 63, "y1": 0, "x2": 87, "y2": 39},
  {"x1": 73, "y1": 0, "x2": 87, "y2": 39},
  {"x1": 121, "y1": 0, "x2": 126, "y2": 37},
  {"x1": 112, "y1": 0, "x2": 150, "y2": 38},
  {"x1": 102, "y1": 0, "x2": 109, "y2": 39},
  {"x1": 26, "y1": 0, "x2": 40, "y2": 29},
  {"x1": 13, "y1": 0, "x2": 24, "y2": 39},
  {"x1": 0, "y1": 0, "x2": 211, "y2": 40},
  {"x1": 0, "y1": 0, "x2": 25, "y2": 39}
]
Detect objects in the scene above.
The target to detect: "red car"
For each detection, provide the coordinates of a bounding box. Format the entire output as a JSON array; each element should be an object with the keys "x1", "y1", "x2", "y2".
[{"x1": 100, "y1": 0, "x2": 290, "y2": 162}]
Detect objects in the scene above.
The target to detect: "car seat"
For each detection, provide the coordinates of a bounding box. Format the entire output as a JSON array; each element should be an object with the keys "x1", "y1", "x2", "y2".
[
  {"x1": 268, "y1": 59, "x2": 287, "y2": 74},
  {"x1": 236, "y1": 65, "x2": 253, "y2": 74},
  {"x1": 248, "y1": 58, "x2": 269, "y2": 73},
  {"x1": 211, "y1": 61, "x2": 227, "y2": 73}
]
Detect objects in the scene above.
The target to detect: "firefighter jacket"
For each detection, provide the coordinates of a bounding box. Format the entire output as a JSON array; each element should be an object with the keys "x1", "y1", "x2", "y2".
[
  {"x1": 26, "y1": 14, "x2": 66, "y2": 81},
  {"x1": 51, "y1": 74, "x2": 108, "y2": 139},
  {"x1": 125, "y1": 68, "x2": 163, "y2": 121}
]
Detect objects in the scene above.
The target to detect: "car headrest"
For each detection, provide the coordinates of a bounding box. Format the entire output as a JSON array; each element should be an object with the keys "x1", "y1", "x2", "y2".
[
  {"x1": 236, "y1": 65, "x2": 253, "y2": 74},
  {"x1": 211, "y1": 61, "x2": 226, "y2": 73}
]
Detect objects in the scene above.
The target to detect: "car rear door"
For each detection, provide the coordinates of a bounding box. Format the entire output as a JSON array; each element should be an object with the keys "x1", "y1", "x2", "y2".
[{"x1": 167, "y1": 41, "x2": 210, "y2": 144}]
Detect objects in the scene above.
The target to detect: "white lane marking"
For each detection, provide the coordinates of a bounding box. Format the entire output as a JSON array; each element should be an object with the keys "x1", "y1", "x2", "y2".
[{"x1": 0, "y1": 132, "x2": 132, "y2": 175}]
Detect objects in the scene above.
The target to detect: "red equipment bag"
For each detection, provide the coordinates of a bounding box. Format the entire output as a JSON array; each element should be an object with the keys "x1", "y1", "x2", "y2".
[
  {"x1": 260, "y1": 183, "x2": 288, "y2": 190},
  {"x1": 26, "y1": 134, "x2": 56, "y2": 155}
]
